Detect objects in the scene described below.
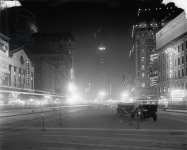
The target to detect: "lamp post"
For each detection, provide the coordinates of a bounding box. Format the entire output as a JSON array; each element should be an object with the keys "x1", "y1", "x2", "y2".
[{"x1": 97, "y1": 43, "x2": 108, "y2": 98}]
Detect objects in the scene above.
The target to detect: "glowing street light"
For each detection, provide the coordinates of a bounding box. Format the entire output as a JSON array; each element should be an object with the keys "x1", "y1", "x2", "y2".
[
  {"x1": 170, "y1": 89, "x2": 186, "y2": 102},
  {"x1": 121, "y1": 91, "x2": 129, "y2": 99},
  {"x1": 98, "y1": 90, "x2": 107, "y2": 98},
  {"x1": 0, "y1": 0, "x2": 21, "y2": 9},
  {"x1": 67, "y1": 82, "x2": 77, "y2": 92},
  {"x1": 98, "y1": 45, "x2": 106, "y2": 51}
]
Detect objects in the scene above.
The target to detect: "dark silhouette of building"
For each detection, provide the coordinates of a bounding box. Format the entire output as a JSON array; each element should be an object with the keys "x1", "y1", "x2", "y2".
[
  {"x1": 31, "y1": 33, "x2": 74, "y2": 95},
  {"x1": 0, "y1": 6, "x2": 38, "y2": 50}
]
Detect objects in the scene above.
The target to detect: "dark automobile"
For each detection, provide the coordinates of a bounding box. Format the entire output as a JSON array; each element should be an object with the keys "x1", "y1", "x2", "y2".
[
  {"x1": 117, "y1": 102, "x2": 158, "y2": 122},
  {"x1": 117, "y1": 103, "x2": 136, "y2": 118},
  {"x1": 137, "y1": 104, "x2": 158, "y2": 121}
]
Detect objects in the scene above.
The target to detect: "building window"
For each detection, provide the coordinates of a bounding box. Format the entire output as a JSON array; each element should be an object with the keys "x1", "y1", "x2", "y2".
[
  {"x1": 178, "y1": 70, "x2": 180, "y2": 78},
  {"x1": 141, "y1": 82, "x2": 145, "y2": 87},
  {"x1": 182, "y1": 69, "x2": 184, "y2": 77},
  {"x1": 186, "y1": 41, "x2": 187, "y2": 49},
  {"x1": 182, "y1": 56, "x2": 184, "y2": 64},
  {"x1": 182, "y1": 43, "x2": 184, "y2": 51},
  {"x1": 9, "y1": 65, "x2": 11, "y2": 86},
  {"x1": 142, "y1": 73, "x2": 145, "y2": 78},
  {"x1": 178, "y1": 45, "x2": 180, "y2": 52},
  {"x1": 14, "y1": 76, "x2": 16, "y2": 87},
  {"x1": 178, "y1": 58, "x2": 180, "y2": 65},
  {"x1": 19, "y1": 68, "x2": 21, "y2": 88},
  {"x1": 175, "y1": 59, "x2": 177, "y2": 66},
  {"x1": 14, "y1": 66, "x2": 16, "y2": 74},
  {"x1": 141, "y1": 65, "x2": 145, "y2": 70},
  {"x1": 140, "y1": 57, "x2": 145, "y2": 62}
]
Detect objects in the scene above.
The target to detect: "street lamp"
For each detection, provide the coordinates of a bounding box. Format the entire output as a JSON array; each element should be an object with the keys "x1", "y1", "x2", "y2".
[
  {"x1": 98, "y1": 45, "x2": 106, "y2": 51},
  {"x1": 98, "y1": 90, "x2": 107, "y2": 98},
  {"x1": 67, "y1": 82, "x2": 77, "y2": 93},
  {"x1": 121, "y1": 91, "x2": 129, "y2": 99}
]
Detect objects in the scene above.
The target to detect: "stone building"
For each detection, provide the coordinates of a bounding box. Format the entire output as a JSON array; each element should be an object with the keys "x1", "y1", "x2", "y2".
[
  {"x1": 156, "y1": 11, "x2": 187, "y2": 107},
  {"x1": 0, "y1": 32, "x2": 34, "y2": 90}
]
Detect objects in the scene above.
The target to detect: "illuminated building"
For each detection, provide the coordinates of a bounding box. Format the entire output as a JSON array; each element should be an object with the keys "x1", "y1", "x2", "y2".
[
  {"x1": 137, "y1": 2, "x2": 183, "y2": 24},
  {"x1": 156, "y1": 11, "x2": 187, "y2": 105},
  {"x1": 149, "y1": 52, "x2": 159, "y2": 96},
  {"x1": 131, "y1": 21, "x2": 160, "y2": 97},
  {"x1": 0, "y1": 32, "x2": 34, "y2": 89},
  {"x1": 130, "y1": 2, "x2": 182, "y2": 98}
]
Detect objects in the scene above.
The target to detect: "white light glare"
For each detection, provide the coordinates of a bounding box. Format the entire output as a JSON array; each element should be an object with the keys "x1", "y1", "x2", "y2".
[
  {"x1": 98, "y1": 90, "x2": 106, "y2": 98},
  {"x1": 44, "y1": 95, "x2": 51, "y2": 99},
  {"x1": 170, "y1": 89, "x2": 185, "y2": 98},
  {"x1": 66, "y1": 92, "x2": 83, "y2": 105},
  {"x1": 121, "y1": 91, "x2": 129, "y2": 99},
  {"x1": 98, "y1": 46, "x2": 106, "y2": 51},
  {"x1": 163, "y1": 0, "x2": 187, "y2": 18},
  {"x1": 0, "y1": 0, "x2": 22, "y2": 9},
  {"x1": 68, "y1": 82, "x2": 77, "y2": 92}
]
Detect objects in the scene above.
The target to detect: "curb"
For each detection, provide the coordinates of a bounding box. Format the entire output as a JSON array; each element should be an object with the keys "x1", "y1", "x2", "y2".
[{"x1": 165, "y1": 109, "x2": 187, "y2": 113}]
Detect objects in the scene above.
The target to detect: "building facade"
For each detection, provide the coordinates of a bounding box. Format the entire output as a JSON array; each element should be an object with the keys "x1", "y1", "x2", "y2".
[
  {"x1": 130, "y1": 2, "x2": 182, "y2": 99},
  {"x1": 156, "y1": 11, "x2": 187, "y2": 106},
  {"x1": 132, "y1": 21, "x2": 160, "y2": 98},
  {"x1": 9, "y1": 49, "x2": 34, "y2": 89},
  {"x1": 0, "y1": 32, "x2": 34, "y2": 90}
]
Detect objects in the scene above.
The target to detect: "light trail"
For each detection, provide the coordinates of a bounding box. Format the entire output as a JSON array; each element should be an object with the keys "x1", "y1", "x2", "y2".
[{"x1": 0, "y1": 86, "x2": 66, "y2": 98}]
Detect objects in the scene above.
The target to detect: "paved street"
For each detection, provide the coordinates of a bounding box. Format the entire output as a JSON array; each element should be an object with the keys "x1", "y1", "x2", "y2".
[{"x1": 0, "y1": 105, "x2": 187, "y2": 150}]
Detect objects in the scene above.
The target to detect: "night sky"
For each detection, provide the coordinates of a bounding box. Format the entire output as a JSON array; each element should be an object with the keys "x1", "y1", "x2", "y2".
[{"x1": 22, "y1": 0, "x2": 162, "y2": 97}]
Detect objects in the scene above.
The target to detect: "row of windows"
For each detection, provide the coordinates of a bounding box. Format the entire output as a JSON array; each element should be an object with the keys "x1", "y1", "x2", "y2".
[
  {"x1": 160, "y1": 83, "x2": 187, "y2": 93},
  {"x1": 177, "y1": 41, "x2": 187, "y2": 52},
  {"x1": 175, "y1": 55, "x2": 187, "y2": 66},
  {"x1": 9, "y1": 65, "x2": 34, "y2": 89}
]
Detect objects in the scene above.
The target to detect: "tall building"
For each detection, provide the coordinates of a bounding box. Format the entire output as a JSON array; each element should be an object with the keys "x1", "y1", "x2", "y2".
[
  {"x1": 132, "y1": 21, "x2": 160, "y2": 98},
  {"x1": 31, "y1": 33, "x2": 73, "y2": 94},
  {"x1": 156, "y1": 11, "x2": 187, "y2": 108},
  {"x1": 131, "y1": 2, "x2": 182, "y2": 98}
]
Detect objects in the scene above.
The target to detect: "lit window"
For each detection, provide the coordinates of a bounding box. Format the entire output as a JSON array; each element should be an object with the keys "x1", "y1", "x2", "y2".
[
  {"x1": 141, "y1": 65, "x2": 145, "y2": 70},
  {"x1": 141, "y1": 57, "x2": 145, "y2": 62},
  {"x1": 178, "y1": 58, "x2": 180, "y2": 65},
  {"x1": 182, "y1": 43, "x2": 184, "y2": 51},
  {"x1": 141, "y1": 83, "x2": 145, "y2": 87},
  {"x1": 142, "y1": 73, "x2": 145, "y2": 77}
]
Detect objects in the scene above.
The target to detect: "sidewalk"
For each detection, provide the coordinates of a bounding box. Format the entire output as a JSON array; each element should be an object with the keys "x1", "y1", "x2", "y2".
[{"x1": 165, "y1": 109, "x2": 187, "y2": 113}]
